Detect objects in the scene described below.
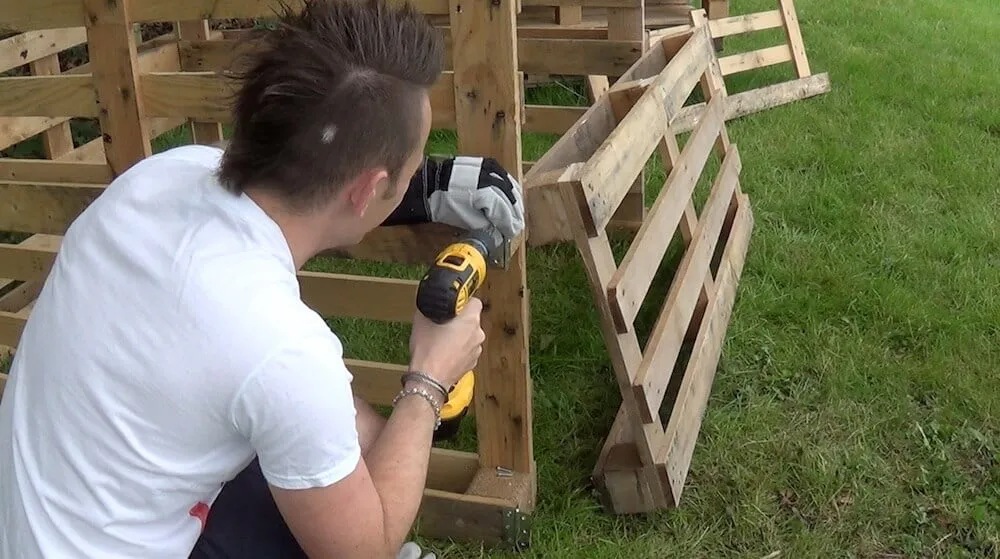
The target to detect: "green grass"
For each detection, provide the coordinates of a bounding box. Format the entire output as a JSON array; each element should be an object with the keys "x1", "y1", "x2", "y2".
[
  {"x1": 8, "y1": 0, "x2": 999, "y2": 555},
  {"x1": 394, "y1": 0, "x2": 998, "y2": 556},
  {"x1": 290, "y1": 1, "x2": 1000, "y2": 556}
]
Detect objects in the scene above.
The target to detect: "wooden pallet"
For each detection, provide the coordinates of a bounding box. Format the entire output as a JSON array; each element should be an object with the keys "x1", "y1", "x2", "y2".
[
  {"x1": 0, "y1": 0, "x2": 534, "y2": 549},
  {"x1": 527, "y1": 0, "x2": 829, "y2": 247},
  {"x1": 527, "y1": 22, "x2": 753, "y2": 513}
]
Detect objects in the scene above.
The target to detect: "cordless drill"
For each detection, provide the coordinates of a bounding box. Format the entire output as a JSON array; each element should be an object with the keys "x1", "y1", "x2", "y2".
[{"x1": 415, "y1": 228, "x2": 496, "y2": 441}]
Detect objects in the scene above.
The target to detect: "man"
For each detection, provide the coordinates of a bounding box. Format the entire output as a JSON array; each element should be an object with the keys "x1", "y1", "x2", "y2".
[{"x1": 0, "y1": 0, "x2": 524, "y2": 557}]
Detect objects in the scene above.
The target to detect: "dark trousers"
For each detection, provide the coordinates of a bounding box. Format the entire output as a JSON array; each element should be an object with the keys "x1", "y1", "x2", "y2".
[{"x1": 188, "y1": 458, "x2": 307, "y2": 559}]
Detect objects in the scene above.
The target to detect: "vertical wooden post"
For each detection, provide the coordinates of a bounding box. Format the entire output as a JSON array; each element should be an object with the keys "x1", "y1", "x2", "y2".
[
  {"x1": 82, "y1": 0, "x2": 151, "y2": 176},
  {"x1": 449, "y1": 0, "x2": 535, "y2": 507},
  {"x1": 607, "y1": 2, "x2": 647, "y2": 229},
  {"x1": 28, "y1": 56, "x2": 74, "y2": 159},
  {"x1": 704, "y1": 0, "x2": 728, "y2": 50},
  {"x1": 176, "y1": 20, "x2": 226, "y2": 145}
]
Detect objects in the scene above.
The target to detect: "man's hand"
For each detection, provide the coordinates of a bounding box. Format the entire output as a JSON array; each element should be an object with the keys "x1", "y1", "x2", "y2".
[{"x1": 384, "y1": 155, "x2": 525, "y2": 240}]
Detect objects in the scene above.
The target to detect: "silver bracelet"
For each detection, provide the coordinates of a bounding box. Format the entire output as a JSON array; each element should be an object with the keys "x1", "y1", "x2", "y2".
[
  {"x1": 392, "y1": 385, "x2": 442, "y2": 431},
  {"x1": 400, "y1": 371, "x2": 449, "y2": 402}
]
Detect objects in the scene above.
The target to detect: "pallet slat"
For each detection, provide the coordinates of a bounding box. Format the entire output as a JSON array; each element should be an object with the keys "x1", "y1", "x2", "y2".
[
  {"x1": 577, "y1": 25, "x2": 712, "y2": 235},
  {"x1": 631, "y1": 144, "x2": 740, "y2": 422},
  {"x1": 607, "y1": 95, "x2": 726, "y2": 332},
  {"x1": 0, "y1": 27, "x2": 88, "y2": 73},
  {"x1": 0, "y1": 76, "x2": 98, "y2": 118},
  {"x1": 708, "y1": 9, "x2": 783, "y2": 38},
  {"x1": 0, "y1": 157, "x2": 112, "y2": 186},
  {"x1": 131, "y1": 0, "x2": 451, "y2": 21},
  {"x1": 718, "y1": 44, "x2": 793, "y2": 76}
]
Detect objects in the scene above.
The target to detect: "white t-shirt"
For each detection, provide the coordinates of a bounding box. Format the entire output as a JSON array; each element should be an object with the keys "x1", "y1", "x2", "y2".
[{"x1": 0, "y1": 145, "x2": 362, "y2": 557}]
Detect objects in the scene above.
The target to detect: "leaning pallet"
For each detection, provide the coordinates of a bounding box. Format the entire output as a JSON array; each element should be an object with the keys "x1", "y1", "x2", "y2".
[
  {"x1": 526, "y1": 0, "x2": 830, "y2": 246},
  {"x1": 526, "y1": 21, "x2": 753, "y2": 513},
  {"x1": 0, "y1": 0, "x2": 534, "y2": 549}
]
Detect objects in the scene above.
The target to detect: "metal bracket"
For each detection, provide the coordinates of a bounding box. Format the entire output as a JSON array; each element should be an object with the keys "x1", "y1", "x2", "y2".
[
  {"x1": 488, "y1": 236, "x2": 512, "y2": 269},
  {"x1": 501, "y1": 507, "x2": 532, "y2": 551}
]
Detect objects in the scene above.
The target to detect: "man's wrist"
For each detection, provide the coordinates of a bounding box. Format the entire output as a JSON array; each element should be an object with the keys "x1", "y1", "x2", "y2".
[{"x1": 393, "y1": 382, "x2": 444, "y2": 430}]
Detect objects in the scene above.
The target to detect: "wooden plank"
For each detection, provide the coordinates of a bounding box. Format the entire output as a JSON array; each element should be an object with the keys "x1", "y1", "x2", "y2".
[
  {"x1": 0, "y1": 181, "x2": 103, "y2": 235},
  {"x1": 709, "y1": 9, "x2": 783, "y2": 38},
  {"x1": 522, "y1": 29, "x2": 680, "y2": 247},
  {"x1": 449, "y1": 0, "x2": 534, "y2": 498},
  {"x1": 28, "y1": 55, "x2": 75, "y2": 159},
  {"x1": 779, "y1": 0, "x2": 812, "y2": 78},
  {"x1": 176, "y1": 20, "x2": 227, "y2": 145},
  {"x1": 141, "y1": 72, "x2": 460, "y2": 130},
  {"x1": 558, "y1": 179, "x2": 672, "y2": 508},
  {"x1": 656, "y1": 194, "x2": 753, "y2": 499},
  {"x1": 180, "y1": 36, "x2": 642, "y2": 77},
  {"x1": 298, "y1": 272, "x2": 416, "y2": 323},
  {"x1": 605, "y1": 0, "x2": 648, "y2": 231},
  {"x1": 718, "y1": 44, "x2": 793, "y2": 76},
  {"x1": 345, "y1": 358, "x2": 407, "y2": 408},
  {"x1": 671, "y1": 73, "x2": 831, "y2": 133},
  {"x1": 0, "y1": 27, "x2": 87, "y2": 74},
  {"x1": 83, "y1": 0, "x2": 152, "y2": 176},
  {"x1": 0, "y1": 1, "x2": 87, "y2": 32},
  {"x1": 131, "y1": 0, "x2": 451, "y2": 21},
  {"x1": 0, "y1": 117, "x2": 70, "y2": 152},
  {"x1": 523, "y1": 105, "x2": 587, "y2": 136},
  {"x1": 630, "y1": 143, "x2": 739, "y2": 423},
  {"x1": 0, "y1": 76, "x2": 98, "y2": 118},
  {"x1": 519, "y1": 38, "x2": 642, "y2": 76},
  {"x1": 576, "y1": 25, "x2": 713, "y2": 235},
  {"x1": 521, "y1": 0, "x2": 642, "y2": 6},
  {"x1": 417, "y1": 488, "x2": 513, "y2": 544}
]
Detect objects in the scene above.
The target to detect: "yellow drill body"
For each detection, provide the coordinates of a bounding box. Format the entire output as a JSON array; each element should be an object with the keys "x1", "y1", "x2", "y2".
[{"x1": 415, "y1": 230, "x2": 493, "y2": 439}]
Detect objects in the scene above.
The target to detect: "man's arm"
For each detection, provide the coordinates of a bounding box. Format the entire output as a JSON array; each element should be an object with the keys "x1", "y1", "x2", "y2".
[
  {"x1": 232, "y1": 333, "x2": 447, "y2": 559},
  {"x1": 270, "y1": 384, "x2": 441, "y2": 559},
  {"x1": 354, "y1": 396, "x2": 386, "y2": 456}
]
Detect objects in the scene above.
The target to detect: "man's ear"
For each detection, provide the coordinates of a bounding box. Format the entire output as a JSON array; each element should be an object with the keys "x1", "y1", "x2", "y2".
[{"x1": 347, "y1": 168, "x2": 389, "y2": 217}]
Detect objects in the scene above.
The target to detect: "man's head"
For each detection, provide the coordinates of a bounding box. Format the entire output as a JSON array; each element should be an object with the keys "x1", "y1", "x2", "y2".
[{"x1": 217, "y1": 0, "x2": 442, "y2": 251}]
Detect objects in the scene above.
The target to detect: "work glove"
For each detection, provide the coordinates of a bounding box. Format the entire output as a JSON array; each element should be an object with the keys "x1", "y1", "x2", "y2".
[
  {"x1": 397, "y1": 541, "x2": 436, "y2": 559},
  {"x1": 383, "y1": 155, "x2": 525, "y2": 240}
]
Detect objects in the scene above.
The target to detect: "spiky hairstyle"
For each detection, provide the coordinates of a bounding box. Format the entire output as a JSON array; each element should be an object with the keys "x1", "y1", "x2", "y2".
[{"x1": 217, "y1": 0, "x2": 444, "y2": 211}]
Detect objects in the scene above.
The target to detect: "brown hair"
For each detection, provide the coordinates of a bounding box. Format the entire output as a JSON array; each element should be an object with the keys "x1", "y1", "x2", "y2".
[{"x1": 217, "y1": 0, "x2": 444, "y2": 212}]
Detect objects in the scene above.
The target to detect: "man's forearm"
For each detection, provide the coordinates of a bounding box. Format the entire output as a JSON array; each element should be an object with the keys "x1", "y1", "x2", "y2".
[{"x1": 361, "y1": 386, "x2": 439, "y2": 552}]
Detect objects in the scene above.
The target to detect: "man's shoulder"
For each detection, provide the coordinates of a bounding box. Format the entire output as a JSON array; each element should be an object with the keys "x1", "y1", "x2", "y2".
[{"x1": 179, "y1": 250, "x2": 333, "y2": 353}]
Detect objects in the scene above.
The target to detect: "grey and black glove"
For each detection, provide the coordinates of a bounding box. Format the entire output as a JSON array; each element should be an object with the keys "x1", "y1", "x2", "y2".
[{"x1": 383, "y1": 155, "x2": 525, "y2": 240}]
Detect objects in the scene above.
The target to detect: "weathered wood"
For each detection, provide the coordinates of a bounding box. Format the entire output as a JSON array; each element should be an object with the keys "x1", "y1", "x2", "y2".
[
  {"x1": 449, "y1": 0, "x2": 535, "y2": 505},
  {"x1": 558, "y1": 178, "x2": 673, "y2": 509},
  {"x1": 0, "y1": 27, "x2": 87, "y2": 74},
  {"x1": 709, "y1": 9, "x2": 783, "y2": 38},
  {"x1": 607, "y1": 94, "x2": 725, "y2": 333},
  {"x1": 179, "y1": 36, "x2": 643, "y2": 77},
  {"x1": 657, "y1": 193, "x2": 752, "y2": 498},
  {"x1": 28, "y1": 55, "x2": 75, "y2": 160},
  {"x1": 0, "y1": 76, "x2": 98, "y2": 118},
  {"x1": 83, "y1": 0, "x2": 152, "y2": 176},
  {"x1": 671, "y1": 72, "x2": 831, "y2": 133},
  {"x1": 631, "y1": 143, "x2": 740, "y2": 423},
  {"x1": 130, "y1": 0, "x2": 451, "y2": 21},
  {"x1": 0, "y1": 0, "x2": 88, "y2": 32},
  {"x1": 0, "y1": 117, "x2": 71, "y2": 151},
  {"x1": 779, "y1": 0, "x2": 811, "y2": 78},
  {"x1": 718, "y1": 43, "x2": 792, "y2": 76},
  {"x1": 576, "y1": 24, "x2": 712, "y2": 235}
]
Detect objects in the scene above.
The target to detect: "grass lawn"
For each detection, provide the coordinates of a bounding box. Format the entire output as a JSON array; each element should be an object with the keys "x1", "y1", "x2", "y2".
[
  {"x1": 5, "y1": 0, "x2": 998, "y2": 556},
  {"x1": 393, "y1": 0, "x2": 997, "y2": 556}
]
